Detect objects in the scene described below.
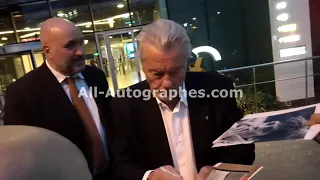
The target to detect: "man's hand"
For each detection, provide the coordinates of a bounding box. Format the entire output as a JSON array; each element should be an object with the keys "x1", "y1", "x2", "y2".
[
  {"x1": 306, "y1": 114, "x2": 320, "y2": 126},
  {"x1": 148, "y1": 165, "x2": 183, "y2": 180},
  {"x1": 196, "y1": 166, "x2": 213, "y2": 180}
]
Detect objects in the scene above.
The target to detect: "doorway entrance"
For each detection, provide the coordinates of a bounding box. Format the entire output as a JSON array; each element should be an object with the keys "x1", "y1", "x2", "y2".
[
  {"x1": 95, "y1": 27, "x2": 146, "y2": 95},
  {"x1": 0, "y1": 41, "x2": 46, "y2": 121},
  {"x1": 0, "y1": 50, "x2": 45, "y2": 119}
]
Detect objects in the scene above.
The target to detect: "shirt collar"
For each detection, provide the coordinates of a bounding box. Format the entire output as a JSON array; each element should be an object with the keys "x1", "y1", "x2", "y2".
[
  {"x1": 155, "y1": 82, "x2": 188, "y2": 107},
  {"x1": 46, "y1": 60, "x2": 84, "y2": 83}
]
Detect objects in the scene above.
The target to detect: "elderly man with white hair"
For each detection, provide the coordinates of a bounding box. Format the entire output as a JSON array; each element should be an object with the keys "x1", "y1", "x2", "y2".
[
  {"x1": 0, "y1": 126, "x2": 92, "y2": 180},
  {"x1": 110, "y1": 19, "x2": 255, "y2": 180}
]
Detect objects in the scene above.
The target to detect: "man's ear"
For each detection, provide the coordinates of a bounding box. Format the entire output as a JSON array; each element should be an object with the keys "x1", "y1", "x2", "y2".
[
  {"x1": 141, "y1": 63, "x2": 146, "y2": 73},
  {"x1": 43, "y1": 46, "x2": 51, "y2": 59}
]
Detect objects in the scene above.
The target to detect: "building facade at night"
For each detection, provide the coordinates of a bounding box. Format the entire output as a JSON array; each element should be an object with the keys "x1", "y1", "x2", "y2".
[{"x1": 0, "y1": 0, "x2": 319, "y2": 111}]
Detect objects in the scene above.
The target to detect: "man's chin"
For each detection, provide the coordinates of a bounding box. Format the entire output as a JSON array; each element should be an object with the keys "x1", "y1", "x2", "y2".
[{"x1": 73, "y1": 62, "x2": 86, "y2": 74}]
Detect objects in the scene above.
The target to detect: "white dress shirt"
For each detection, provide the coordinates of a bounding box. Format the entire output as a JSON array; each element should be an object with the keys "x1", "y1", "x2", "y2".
[
  {"x1": 46, "y1": 61, "x2": 109, "y2": 158},
  {"x1": 143, "y1": 84, "x2": 197, "y2": 180}
]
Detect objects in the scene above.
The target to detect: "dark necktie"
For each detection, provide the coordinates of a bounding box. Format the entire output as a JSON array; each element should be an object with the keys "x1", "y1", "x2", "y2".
[{"x1": 66, "y1": 77, "x2": 107, "y2": 173}]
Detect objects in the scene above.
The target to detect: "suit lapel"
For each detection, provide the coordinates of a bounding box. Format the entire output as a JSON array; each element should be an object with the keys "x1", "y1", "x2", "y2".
[
  {"x1": 38, "y1": 63, "x2": 73, "y2": 107},
  {"x1": 37, "y1": 63, "x2": 81, "y2": 125},
  {"x1": 137, "y1": 82, "x2": 174, "y2": 166},
  {"x1": 185, "y1": 73, "x2": 214, "y2": 168}
]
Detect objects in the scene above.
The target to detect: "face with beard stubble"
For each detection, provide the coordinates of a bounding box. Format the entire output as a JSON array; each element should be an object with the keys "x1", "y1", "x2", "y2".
[{"x1": 44, "y1": 21, "x2": 86, "y2": 76}]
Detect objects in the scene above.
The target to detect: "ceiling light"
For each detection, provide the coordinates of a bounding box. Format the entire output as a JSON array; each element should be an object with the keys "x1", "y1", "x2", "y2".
[
  {"x1": 85, "y1": 24, "x2": 91, "y2": 28},
  {"x1": 192, "y1": 17, "x2": 196, "y2": 20},
  {"x1": 0, "y1": 31, "x2": 14, "y2": 35},
  {"x1": 133, "y1": 29, "x2": 139, "y2": 32},
  {"x1": 0, "y1": 44, "x2": 3, "y2": 46},
  {"x1": 84, "y1": 40, "x2": 88, "y2": 45},
  {"x1": 183, "y1": 23, "x2": 188, "y2": 27},
  {"x1": 17, "y1": 28, "x2": 40, "y2": 32},
  {"x1": 1, "y1": 37, "x2": 8, "y2": 40},
  {"x1": 278, "y1": 35, "x2": 300, "y2": 43},
  {"x1": 276, "y1": 2, "x2": 287, "y2": 10},
  {"x1": 109, "y1": 36, "x2": 113, "y2": 39},
  {"x1": 57, "y1": 13, "x2": 65, "y2": 17},
  {"x1": 82, "y1": 30, "x2": 93, "y2": 33},
  {"x1": 117, "y1": 4, "x2": 124, "y2": 8},
  {"x1": 217, "y1": 12, "x2": 221, "y2": 15},
  {"x1": 276, "y1": 13, "x2": 289, "y2": 21},
  {"x1": 277, "y1": 24, "x2": 297, "y2": 32},
  {"x1": 20, "y1": 32, "x2": 39, "y2": 39}
]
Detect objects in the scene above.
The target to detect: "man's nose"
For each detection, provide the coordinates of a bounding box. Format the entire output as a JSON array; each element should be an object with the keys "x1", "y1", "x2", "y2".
[
  {"x1": 75, "y1": 46, "x2": 85, "y2": 56},
  {"x1": 162, "y1": 79, "x2": 173, "y2": 89}
]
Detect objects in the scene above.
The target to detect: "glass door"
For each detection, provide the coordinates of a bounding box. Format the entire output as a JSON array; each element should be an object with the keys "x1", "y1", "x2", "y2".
[
  {"x1": 0, "y1": 50, "x2": 36, "y2": 95},
  {"x1": 0, "y1": 50, "x2": 37, "y2": 123},
  {"x1": 95, "y1": 28, "x2": 145, "y2": 95}
]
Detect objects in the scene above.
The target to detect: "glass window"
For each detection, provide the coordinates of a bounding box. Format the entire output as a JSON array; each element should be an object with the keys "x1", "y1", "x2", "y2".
[
  {"x1": 166, "y1": 0, "x2": 209, "y2": 48},
  {"x1": 50, "y1": 0, "x2": 93, "y2": 33},
  {"x1": 129, "y1": 0, "x2": 160, "y2": 26},
  {"x1": 0, "y1": 7, "x2": 17, "y2": 46},
  {"x1": 34, "y1": 51, "x2": 45, "y2": 67},
  {"x1": 12, "y1": 1, "x2": 51, "y2": 43},
  {"x1": 7, "y1": 0, "x2": 38, "y2": 5},
  {"x1": 83, "y1": 33, "x2": 99, "y2": 67},
  {"x1": 90, "y1": 0, "x2": 131, "y2": 31},
  {"x1": 0, "y1": 52, "x2": 34, "y2": 94},
  {"x1": 1, "y1": 0, "x2": 39, "y2": 6}
]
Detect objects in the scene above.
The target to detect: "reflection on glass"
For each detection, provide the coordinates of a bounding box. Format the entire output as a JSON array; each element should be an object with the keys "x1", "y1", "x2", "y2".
[
  {"x1": 97, "y1": 34, "x2": 115, "y2": 94},
  {"x1": 130, "y1": 0, "x2": 160, "y2": 26},
  {"x1": 96, "y1": 31, "x2": 144, "y2": 95},
  {"x1": 0, "y1": 7, "x2": 16, "y2": 46},
  {"x1": 50, "y1": 0, "x2": 93, "y2": 32},
  {"x1": 12, "y1": 1, "x2": 51, "y2": 43},
  {"x1": 108, "y1": 31, "x2": 143, "y2": 91},
  {"x1": 133, "y1": 29, "x2": 146, "y2": 80},
  {"x1": 91, "y1": 0, "x2": 131, "y2": 31},
  {"x1": 34, "y1": 51, "x2": 45, "y2": 67},
  {"x1": 0, "y1": 53, "x2": 34, "y2": 94},
  {"x1": 83, "y1": 33, "x2": 99, "y2": 67}
]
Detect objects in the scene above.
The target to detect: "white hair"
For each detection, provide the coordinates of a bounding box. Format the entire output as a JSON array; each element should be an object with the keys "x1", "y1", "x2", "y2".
[{"x1": 136, "y1": 19, "x2": 191, "y2": 60}]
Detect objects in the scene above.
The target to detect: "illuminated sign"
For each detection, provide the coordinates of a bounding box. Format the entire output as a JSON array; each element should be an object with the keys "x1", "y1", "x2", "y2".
[
  {"x1": 192, "y1": 46, "x2": 222, "y2": 61},
  {"x1": 279, "y1": 46, "x2": 306, "y2": 58}
]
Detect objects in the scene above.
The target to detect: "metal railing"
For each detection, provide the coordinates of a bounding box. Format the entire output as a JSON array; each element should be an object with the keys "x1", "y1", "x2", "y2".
[
  {"x1": 0, "y1": 56, "x2": 319, "y2": 117},
  {"x1": 217, "y1": 56, "x2": 320, "y2": 113}
]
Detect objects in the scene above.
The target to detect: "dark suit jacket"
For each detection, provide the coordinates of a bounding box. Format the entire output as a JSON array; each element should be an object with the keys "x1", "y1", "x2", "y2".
[
  {"x1": 4, "y1": 63, "x2": 113, "y2": 177},
  {"x1": 110, "y1": 71, "x2": 255, "y2": 180}
]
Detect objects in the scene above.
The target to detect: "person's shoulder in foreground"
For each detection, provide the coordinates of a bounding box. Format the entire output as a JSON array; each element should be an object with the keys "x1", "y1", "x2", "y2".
[{"x1": 0, "y1": 125, "x2": 92, "y2": 180}]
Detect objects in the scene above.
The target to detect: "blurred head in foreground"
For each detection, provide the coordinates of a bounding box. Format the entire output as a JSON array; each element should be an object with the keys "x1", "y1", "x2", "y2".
[
  {"x1": 0, "y1": 126, "x2": 92, "y2": 180},
  {"x1": 136, "y1": 19, "x2": 191, "y2": 105}
]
